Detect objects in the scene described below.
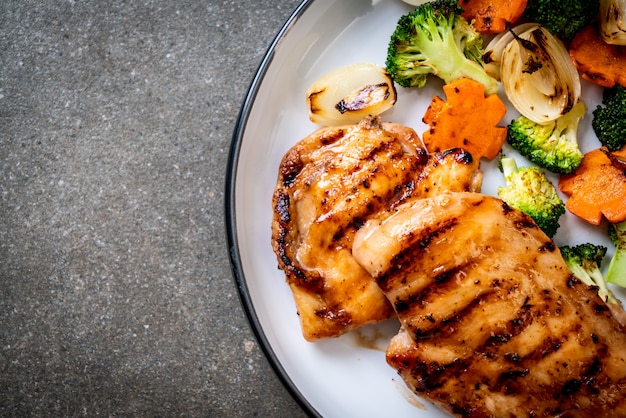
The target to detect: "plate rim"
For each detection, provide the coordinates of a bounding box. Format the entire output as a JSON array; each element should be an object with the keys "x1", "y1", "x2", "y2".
[{"x1": 224, "y1": 1, "x2": 320, "y2": 417}]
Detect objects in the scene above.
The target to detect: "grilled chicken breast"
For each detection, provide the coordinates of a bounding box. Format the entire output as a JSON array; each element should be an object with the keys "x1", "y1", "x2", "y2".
[
  {"x1": 271, "y1": 117, "x2": 482, "y2": 341},
  {"x1": 352, "y1": 192, "x2": 626, "y2": 417}
]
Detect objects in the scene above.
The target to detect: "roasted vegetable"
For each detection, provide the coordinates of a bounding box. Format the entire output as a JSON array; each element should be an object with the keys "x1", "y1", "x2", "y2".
[
  {"x1": 385, "y1": 0, "x2": 498, "y2": 94},
  {"x1": 599, "y1": 0, "x2": 626, "y2": 45},
  {"x1": 560, "y1": 244, "x2": 621, "y2": 305},
  {"x1": 558, "y1": 146, "x2": 626, "y2": 226},
  {"x1": 569, "y1": 24, "x2": 626, "y2": 88},
  {"x1": 482, "y1": 22, "x2": 539, "y2": 80},
  {"x1": 523, "y1": 0, "x2": 599, "y2": 43},
  {"x1": 498, "y1": 156, "x2": 565, "y2": 237},
  {"x1": 305, "y1": 63, "x2": 397, "y2": 126},
  {"x1": 421, "y1": 77, "x2": 507, "y2": 160},
  {"x1": 459, "y1": 0, "x2": 528, "y2": 34},
  {"x1": 607, "y1": 220, "x2": 626, "y2": 287},
  {"x1": 592, "y1": 84, "x2": 626, "y2": 151},
  {"x1": 506, "y1": 100, "x2": 586, "y2": 174},
  {"x1": 500, "y1": 24, "x2": 581, "y2": 123}
]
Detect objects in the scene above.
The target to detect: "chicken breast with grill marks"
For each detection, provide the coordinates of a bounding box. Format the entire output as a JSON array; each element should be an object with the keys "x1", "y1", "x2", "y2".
[
  {"x1": 271, "y1": 117, "x2": 482, "y2": 341},
  {"x1": 352, "y1": 192, "x2": 626, "y2": 417}
]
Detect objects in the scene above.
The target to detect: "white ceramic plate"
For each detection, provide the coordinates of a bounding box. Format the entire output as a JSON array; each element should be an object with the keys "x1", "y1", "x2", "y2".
[{"x1": 225, "y1": 1, "x2": 625, "y2": 417}]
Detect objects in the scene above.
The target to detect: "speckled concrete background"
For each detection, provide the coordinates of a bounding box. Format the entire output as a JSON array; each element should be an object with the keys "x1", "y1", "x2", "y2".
[{"x1": 1, "y1": 1, "x2": 308, "y2": 416}]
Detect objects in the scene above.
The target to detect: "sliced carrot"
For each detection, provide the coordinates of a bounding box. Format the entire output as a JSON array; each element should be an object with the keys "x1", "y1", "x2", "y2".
[
  {"x1": 422, "y1": 77, "x2": 507, "y2": 161},
  {"x1": 459, "y1": 0, "x2": 528, "y2": 34},
  {"x1": 558, "y1": 146, "x2": 626, "y2": 225},
  {"x1": 569, "y1": 24, "x2": 626, "y2": 88}
]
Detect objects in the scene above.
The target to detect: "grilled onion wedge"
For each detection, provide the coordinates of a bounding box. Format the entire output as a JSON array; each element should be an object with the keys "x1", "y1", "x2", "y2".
[
  {"x1": 306, "y1": 62, "x2": 397, "y2": 126},
  {"x1": 500, "y1": 25, "x2": 581, "y2": 123}
]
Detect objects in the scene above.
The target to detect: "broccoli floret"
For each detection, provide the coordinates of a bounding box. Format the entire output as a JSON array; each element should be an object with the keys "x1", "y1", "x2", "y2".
[
  {"x1": 454, "y1": 15, "x2": 484, "y2": 64},
  {"x1": 560, "y1": 243, "x2": 621, "y2": 306},
  {"x1": 506, "y1": 100, "x2": 586, "y2": 174},
  {"x1": 385, "y1": 0, "x2": 498, "y2": 94},
  {"x1": 497, "y1": 156, "x2": 565, "y2": 237},
  {"x1": 523, "y1": 0, "x2": 599, "y2": 43},
  {"x1": 592, "y1": 84, "x2": 626, "y2": 152},
  {"x1": 606, "y1": 220, "x2": 626, "y2": 287}
]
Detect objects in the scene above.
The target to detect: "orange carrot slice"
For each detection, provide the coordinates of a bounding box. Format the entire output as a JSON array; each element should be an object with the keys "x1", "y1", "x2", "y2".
[
  {"x1": 569, "y1": 24, "x2": 626, "y2": 88},
  {"x1": 558, "y1": 146, "x2": 626, "y2": 225},
  {"x1": 422, "y1": 77, "x2": 507, "y2": 160},
  {"x1": 459, "y1": 0, "x2": 528, "y2": 34}
]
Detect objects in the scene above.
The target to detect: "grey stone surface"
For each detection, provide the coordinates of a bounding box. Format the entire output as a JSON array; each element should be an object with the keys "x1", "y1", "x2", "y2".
[{"x1": 1, "y1": 1, "x2": 308, "y2": 416}]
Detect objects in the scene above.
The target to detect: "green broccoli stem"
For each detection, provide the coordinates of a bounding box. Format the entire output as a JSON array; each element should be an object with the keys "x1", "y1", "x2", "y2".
[
  {"x1": 446, "y1": 56, "x2": 499, "y2": 96},
  {"x1": 606, "y1": 220, "x2": 626, "y2": 287},
  {"x1": 416, "y1": 20, "x2": 498, "y2": 95},
  {"x1": 500, "y1": 156, "x2": 518, "y2": 179},
  {"x1": 561, "y1": 244, "x2": 620, "y2": 306},
  {"x1": 567, "y1": 262, "x2": 597, "y2": 290},
  {"x1": 589, "y1": 265, "x2": 618, "y2": 306}
]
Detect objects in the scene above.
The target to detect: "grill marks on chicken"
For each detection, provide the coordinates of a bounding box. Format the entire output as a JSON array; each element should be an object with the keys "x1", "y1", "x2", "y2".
[
  {"x1": 271, "y1": 117, "x2": 482, "y2": 341},
  {"x1": 352, "y1": 192, "x2": 626, "y2": 417}
]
